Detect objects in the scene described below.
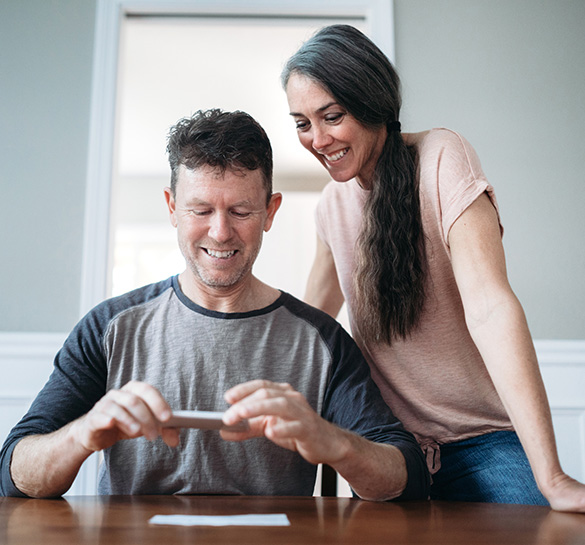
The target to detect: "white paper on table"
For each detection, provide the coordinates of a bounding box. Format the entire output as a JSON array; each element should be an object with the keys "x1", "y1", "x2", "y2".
[{"x1": 148, "y1": 513, "x2": 291, "y2": 527}]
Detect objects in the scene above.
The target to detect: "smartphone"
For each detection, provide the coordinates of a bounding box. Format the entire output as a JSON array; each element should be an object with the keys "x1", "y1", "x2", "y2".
[{"x1": 162, "y1": 410, "x2": 249, "y2": 432}]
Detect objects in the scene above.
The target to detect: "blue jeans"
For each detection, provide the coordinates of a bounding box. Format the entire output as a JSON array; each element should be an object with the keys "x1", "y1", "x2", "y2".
[{"x1": 430, "y1": 431, "x2": 549, "y2": 505}]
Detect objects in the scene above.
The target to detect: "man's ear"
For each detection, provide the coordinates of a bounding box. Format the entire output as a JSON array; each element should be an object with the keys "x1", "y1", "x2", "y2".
[
  {"x1": 263, "y1": 192, "x2": 283, "y2": 232},
  {"x1": 164, "y1": 187, "x2": 178, "y2": 228}
]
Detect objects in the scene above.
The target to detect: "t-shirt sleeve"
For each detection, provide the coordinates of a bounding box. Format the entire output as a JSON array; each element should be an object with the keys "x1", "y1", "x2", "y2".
[
  {"x1": 322, "y1": 327, "x2": 430, "y2": 501},
  {"x1": 0, "y1": 309, "x2": 109, "y2": 496},
  {"x1": 433, "y1": 130, "x2": 503, "y2": 246}
]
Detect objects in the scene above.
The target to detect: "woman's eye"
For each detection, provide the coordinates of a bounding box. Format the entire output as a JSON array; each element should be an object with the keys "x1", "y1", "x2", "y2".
[
  {"x1": 325, "y1": 112, "x2": 344, "y2": 123},
  {"x1": 295, "y1": 120, "x2": 309, "y2": 131}
]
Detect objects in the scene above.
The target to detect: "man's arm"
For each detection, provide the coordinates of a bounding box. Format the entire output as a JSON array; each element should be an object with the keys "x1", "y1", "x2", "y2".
[
  {"x1": 10, "y1": 422, "x2": 93, "y2": 498},
  {"x1": 222, "y1": 380, "x2": 413, "y2": 501},
  {"x1": 8, "y1": 382, "x2": 179, "y2": 498}
]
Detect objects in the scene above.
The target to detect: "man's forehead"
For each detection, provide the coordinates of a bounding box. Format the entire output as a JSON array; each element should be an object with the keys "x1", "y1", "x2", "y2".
[
  {"x1": 176, "y1": 164, "x2": 268, "y2": 201},
  {"x1": 178, "y1": 163, "x2": 261, "y2": 182},
  {"x1": 182, "y1": 195, "x2": 257, "y2": 207}
]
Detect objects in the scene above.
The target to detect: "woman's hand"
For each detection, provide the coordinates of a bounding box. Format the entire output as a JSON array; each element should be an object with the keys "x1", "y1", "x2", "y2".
[{"x1": 543, "y1": 472, "x2": 585, "y2": 513}]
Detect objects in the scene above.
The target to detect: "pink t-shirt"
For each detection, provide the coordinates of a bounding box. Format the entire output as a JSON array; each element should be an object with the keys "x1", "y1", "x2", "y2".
[{"x1": 315, "y1": 128, "x2": 513, "y2": 472}]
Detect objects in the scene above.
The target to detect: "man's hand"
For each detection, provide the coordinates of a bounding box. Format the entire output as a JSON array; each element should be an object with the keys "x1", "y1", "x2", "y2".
[
  {"x1": 72, "y1": 381, "x2": 180, "y2": 454},
  {"x1": 221, "y1": 379, "x2": 349, "y2": 466},
  {"x1": 11, "y1": 381, "x2": 179, "y2": 498},
  {"x1": 221, "y1": 379, "x2": 409, "y2": 501}
]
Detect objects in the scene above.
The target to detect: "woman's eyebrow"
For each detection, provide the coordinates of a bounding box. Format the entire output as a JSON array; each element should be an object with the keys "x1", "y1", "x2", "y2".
[{"x1": 289, "y1": 101, "x2": 339, "y2": 117}]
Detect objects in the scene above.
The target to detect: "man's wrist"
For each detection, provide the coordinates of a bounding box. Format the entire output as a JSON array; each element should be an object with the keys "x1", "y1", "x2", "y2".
[
  {"x1": 323, "y1": 427, "x2": 362, "y2": 471},
  {"x1": 67, "y1": 416, "x2": 97, "y2": 458}
]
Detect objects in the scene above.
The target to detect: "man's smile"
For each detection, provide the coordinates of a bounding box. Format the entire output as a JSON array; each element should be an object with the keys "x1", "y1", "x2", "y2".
[{"x1": 204, "y1": 248, "x2": 237, "y2": 259}]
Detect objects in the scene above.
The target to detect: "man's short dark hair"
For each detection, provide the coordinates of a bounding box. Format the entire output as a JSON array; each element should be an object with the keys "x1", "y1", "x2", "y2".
[{"x1": 167, "y1": 109, "x2": 273, "y2": 202}]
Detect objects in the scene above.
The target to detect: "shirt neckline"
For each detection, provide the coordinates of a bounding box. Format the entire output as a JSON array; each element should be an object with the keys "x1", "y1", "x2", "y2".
[{"x1": 171, "y1": 275, "x2": 286, "y2": 320}]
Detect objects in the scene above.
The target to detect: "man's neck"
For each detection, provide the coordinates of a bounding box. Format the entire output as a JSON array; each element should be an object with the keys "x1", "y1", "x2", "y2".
[{"x1": 177, "y1": 272, "x2": 280, "y2": 313}]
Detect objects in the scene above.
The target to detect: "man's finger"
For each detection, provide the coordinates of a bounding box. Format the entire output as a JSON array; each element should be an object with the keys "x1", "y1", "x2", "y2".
[
  {"x1": 121, "y1": 381, "x2": 172, "y2": 422},
  {"x1": 224, "y1": 380, "x2": 294, "y2": 404}
]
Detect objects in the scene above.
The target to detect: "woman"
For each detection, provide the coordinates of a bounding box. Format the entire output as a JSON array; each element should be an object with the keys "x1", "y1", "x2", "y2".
[{"x1": 282, "y1": 24, "x2": 585, "y2": 510}]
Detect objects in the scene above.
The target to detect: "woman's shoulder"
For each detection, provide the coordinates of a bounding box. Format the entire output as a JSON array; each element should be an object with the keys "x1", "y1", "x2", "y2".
[
  {"x1": 406, "y1": 128, "x2": 476, "y2": 154},
  {"x1": 408, "y1": 128, "x2": 484, "y2": 175}
]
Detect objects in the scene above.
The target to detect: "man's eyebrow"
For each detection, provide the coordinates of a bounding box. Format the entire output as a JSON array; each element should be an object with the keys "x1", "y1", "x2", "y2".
[
  {"x1": 182, "y1": 198, "x2": 257, "y2": 208},
  {"x1": 289, "y1": 101, "x2": 339, "y2": 117},
  {"x1": 231, "y1": 200, "x2": 257, "y2": 208},
  {"x1": 182, "y1": 198, "x2": 209, "y2": 207}
]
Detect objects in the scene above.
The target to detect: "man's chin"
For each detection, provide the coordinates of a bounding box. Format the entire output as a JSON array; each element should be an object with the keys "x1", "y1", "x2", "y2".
[{"x1": 196, "y1": 271, "x2": 248, "y2": 290}]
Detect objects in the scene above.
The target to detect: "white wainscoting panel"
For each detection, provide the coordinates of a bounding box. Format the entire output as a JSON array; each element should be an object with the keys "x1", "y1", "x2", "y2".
[
  {"x1": 535, "y1": 340, "x2": 585, "y2": 482},
  {"x1": 1, "y1": 334, "x2": 584, "y2": 495}
]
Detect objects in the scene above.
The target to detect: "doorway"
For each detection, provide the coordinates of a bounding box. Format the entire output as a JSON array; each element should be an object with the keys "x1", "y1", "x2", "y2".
[{"x1": 110, "y1": 15, "x2": 366, "y2": 302}]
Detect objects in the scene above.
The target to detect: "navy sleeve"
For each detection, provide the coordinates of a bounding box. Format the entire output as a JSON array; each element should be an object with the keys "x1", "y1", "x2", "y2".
[
  {"x1": 322, "y1": 325, "x2": 429, "y2": 500},
  {"x1": 0, "y1": 278, "x2": 175, "y2": 496},
  {"x1": 0, "y1": 308, "x2": 109, "y2": 496},
  {"x1": 0, "y1": 279, "x2": 175, "y2": 497},
  {"x1": 284, "y1": 295, "x2": 429, "y2": 501}
]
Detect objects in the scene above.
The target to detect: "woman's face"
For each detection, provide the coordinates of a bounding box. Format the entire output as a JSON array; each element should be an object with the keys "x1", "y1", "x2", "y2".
[{"x1": 285, "y1": 73, "x2": 387, "y2": 189}]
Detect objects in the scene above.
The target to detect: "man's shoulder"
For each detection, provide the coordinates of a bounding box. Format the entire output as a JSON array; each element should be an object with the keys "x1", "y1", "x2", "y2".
[
  {"x1": 278, "y1": 291, "x2": 334, "y2": 319},
  {"x1": 277, "y1": 292, "x2": 350, "y2": 342},
  {"x1": 78, "y1": 276, "x2": 176, "y2": 333}
]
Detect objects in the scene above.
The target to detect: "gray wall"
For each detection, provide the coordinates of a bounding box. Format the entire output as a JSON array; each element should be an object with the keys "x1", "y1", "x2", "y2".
[
  {"x1": 1, "y1": 0, "x2": 583, "y2": 338},
  {"x1": 394, "y1": 0, "x2": 585, "y2": 338},
  {"x1": 0, "y1": 0, "x2": 96, "y2": 331}
]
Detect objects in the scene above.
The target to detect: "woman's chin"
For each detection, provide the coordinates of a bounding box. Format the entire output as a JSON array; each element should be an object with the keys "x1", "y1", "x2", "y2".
[{"x1": 328, "y1": 169, "x2": 355, "y2": 183}]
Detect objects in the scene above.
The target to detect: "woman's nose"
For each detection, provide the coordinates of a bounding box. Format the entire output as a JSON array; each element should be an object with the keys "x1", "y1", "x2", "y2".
[{"x1": 311, "y1": 125, "x2": 333, "y2": 151}]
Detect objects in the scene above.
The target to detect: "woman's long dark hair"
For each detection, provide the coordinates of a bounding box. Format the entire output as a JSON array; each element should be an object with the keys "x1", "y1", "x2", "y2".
[{"x1": 282, "y1": 24, "x2": 426, "y2": 344}]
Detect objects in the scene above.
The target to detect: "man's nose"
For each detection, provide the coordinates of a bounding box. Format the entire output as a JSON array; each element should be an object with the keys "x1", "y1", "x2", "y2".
[{"x1": 208, "y1": 212, "x2": 233, "y2": 242}]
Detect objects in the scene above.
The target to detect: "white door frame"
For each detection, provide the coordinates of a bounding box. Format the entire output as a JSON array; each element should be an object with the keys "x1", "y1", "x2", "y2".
[{"x1": 80, "y1": 0, "x2": 395, "y2": 315}]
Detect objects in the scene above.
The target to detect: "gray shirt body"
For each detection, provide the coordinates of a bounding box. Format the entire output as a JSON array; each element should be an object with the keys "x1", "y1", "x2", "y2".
[{"x1": 1, "y1": 276, "x2": 429, "y2": 499}]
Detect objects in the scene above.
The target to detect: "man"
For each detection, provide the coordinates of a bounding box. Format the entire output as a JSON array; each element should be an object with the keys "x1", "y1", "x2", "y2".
[{"x1": 0, "y1": 109, "x2": 429, "y2": 500}]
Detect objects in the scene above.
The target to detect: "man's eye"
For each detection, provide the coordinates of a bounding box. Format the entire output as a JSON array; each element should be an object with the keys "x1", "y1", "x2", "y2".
[
  {"x1": 190, "y1": 210, "x2": 211, "y2": 216},
  {"x1": 231, "y1": 211, "x2": 251, "y2": 219}
]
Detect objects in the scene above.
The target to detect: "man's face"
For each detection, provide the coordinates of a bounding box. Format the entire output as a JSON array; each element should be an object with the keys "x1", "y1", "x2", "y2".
[{"x1": 165, "y1": 164, "x2": 280, "y2": 293}]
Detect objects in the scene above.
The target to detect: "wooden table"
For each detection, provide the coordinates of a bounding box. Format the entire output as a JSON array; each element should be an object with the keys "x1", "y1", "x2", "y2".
[{"x1": 1, "y1": 495, "x2": 585, "y2": 544}]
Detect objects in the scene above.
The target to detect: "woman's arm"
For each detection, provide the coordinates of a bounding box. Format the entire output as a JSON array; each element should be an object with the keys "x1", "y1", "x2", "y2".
[
  {"x1": 448, "y1": 193, "x2": 585, "y2": 512},
  {"x1": 304, "y1": 235, "x2": 345, "y2": 318}
]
